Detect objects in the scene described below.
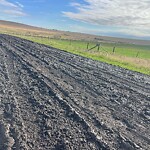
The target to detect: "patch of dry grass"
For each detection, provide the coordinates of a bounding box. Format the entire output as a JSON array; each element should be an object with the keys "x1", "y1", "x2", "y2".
[{"x1": 93, "y1": 51, "x2": 150, "y2": 69}]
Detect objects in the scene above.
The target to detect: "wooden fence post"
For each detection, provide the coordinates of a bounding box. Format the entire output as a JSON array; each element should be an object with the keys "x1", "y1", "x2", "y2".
[
  {"x1": 97, "y1": 44, "x2": 100, "y2": 51},
  {"x1": 87, "y1": 42, "x2": 89, "y2": 49},
  {"x1": 69, "y1": 40, "x2": 71, "y2": 45},
  {"x1": 136, "y1": 52, "x2": 139, "y2": 57},
  {"x1": 113, "y1": 47, "x2": 115, "y2": 53},
  {"x1": 87, "y1": 43, "x2": 100, "y2": 51}
]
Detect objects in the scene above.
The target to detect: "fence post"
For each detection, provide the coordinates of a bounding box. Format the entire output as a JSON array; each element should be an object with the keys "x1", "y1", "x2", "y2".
[
  {"x1": 69, "y1": 40, "x2": 71, "y2": 45},
  {"x1": 113, "y1": 47, "x2": 115, "y2": 53},
  {"x1": 87, "y1": 42, "x2": 89, "y2": 49},
  {"x1": 97, "y1": 43, "x2": 100, "y2": 51},
  {"x1": 136, "y1": 52, "x2": 139, "y2": 57}
]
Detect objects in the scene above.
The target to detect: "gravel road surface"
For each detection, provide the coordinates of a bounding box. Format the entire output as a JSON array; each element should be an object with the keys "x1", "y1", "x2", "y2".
[{"x1": 0, "y1": 34, "x2": 150, "y2": 150}]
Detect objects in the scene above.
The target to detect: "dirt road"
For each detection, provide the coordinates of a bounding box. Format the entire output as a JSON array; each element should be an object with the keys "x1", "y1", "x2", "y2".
[{"x1": 0, "y1": 34, "x2": 149, "y2": 150}]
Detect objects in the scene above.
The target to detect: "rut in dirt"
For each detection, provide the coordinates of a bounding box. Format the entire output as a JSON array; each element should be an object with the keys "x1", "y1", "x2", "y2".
[{"x1": 0, "y1": 34, "x2": 150, "y2": 150}]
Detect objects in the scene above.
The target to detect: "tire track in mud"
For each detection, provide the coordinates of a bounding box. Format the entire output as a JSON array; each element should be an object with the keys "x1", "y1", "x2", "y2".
[
  {"x1": 0, "y1": 34, "x2": 150, "y2": 150},
  {"x1": 2, "y1": 36, "x2": 109, "y2": 149},
  {"x1": 2, "y1": 43, "x2": 142, "y2": 149},
  {"x1": 0, "y1": 46, "x2": 30, "y2": 150},
  {"x1": 0, "y1": 48, "x2": 17, "y2": 150},
  {"x1": 0, "y1": 37, "x2": 135, "y2": 149}
]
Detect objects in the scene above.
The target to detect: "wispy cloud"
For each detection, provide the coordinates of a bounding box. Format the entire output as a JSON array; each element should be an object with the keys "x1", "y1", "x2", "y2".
[
  {"x1": 3, "y1": 10, "x2": 26, "y2": 16},
  {"x1": 0, "y1": 0, "x2": 18, "y2": 8},
  {"x1": 16, "y1": 1, "x2": 24, "y2": 8},
  {"x1": 63, "y1": 0, "x2": 150, "y2": 38},
  {"x1": 0, "y1": 0, "x2": 26, "y2": 17},
  {"x1": 118, "y1": 27, "x2": 150, "y2": 38}
]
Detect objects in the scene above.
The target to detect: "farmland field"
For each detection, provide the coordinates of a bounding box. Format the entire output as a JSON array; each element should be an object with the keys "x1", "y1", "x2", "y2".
[{"x1": 0, "y1": 34, "x2": 150, "y2": 150}]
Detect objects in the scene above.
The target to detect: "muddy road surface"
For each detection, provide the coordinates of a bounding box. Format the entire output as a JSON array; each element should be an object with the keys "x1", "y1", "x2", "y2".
[{"x1": 0, "y1": 34, "x2": 149, "y2": 150}]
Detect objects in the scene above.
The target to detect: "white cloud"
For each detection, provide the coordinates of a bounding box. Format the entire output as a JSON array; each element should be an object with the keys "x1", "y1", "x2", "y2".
[
  {"x1": 3, "y1": 10, "x2": 26, "y2": 17},
  {"x1": 68, "y1": 24, "x2": 150, "y2": 38},
  {"x1": 16, "y1": 2, "x2": 24, "y2": 8},
  {"x1": 0, "y1": 0, "x2": 26, "y2": 17},
  {"x1": 118, "y1": 27, "x2": 150, "y2": 37},
  {"x1": 0, "y1": 0, "x2": 18, "y2": 8},
  {"x1": 63, "y1": 0, "x2": 150, "y2": 37}
]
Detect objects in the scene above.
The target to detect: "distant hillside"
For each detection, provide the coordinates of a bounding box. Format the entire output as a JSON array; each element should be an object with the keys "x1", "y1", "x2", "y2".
[
  {"x1": 0, "y1": 20, "x2": 49, "y2": 31},
  {"x1": 0, "y1": 20, "x2": 150, "y2": 45}
]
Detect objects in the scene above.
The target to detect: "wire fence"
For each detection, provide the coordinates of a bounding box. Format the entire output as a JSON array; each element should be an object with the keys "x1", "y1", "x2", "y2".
[{"x1": 4, "y1": 31, "x2": 143, "y2": 58}]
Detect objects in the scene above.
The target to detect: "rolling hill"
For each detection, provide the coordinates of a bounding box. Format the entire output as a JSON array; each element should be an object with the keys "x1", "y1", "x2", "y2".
[{"x1": 0, "y1": 20, "x2": 150, "y2": 45}]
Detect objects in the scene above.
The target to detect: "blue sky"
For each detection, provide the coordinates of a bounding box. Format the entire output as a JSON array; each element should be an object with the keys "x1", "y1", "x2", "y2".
[{"x1": 0, "y1": 0, "x2": 150, "y2": 40}]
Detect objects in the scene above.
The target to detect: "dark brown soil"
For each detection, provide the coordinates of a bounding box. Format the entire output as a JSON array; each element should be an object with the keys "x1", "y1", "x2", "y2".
[{"x1": 0, "y1": 34, "x2": 149, "y2": 150}]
